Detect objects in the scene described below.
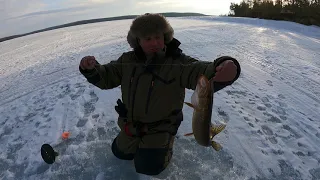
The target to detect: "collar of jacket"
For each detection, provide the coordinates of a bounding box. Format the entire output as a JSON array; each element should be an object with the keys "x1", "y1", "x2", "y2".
[{"x1": 133, "y1": 38, "x2": 182, "y2": 62}]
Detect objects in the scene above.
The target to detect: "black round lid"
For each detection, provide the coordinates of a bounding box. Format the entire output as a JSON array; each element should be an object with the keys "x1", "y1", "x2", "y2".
[{"x1": 41, "y1": 144, "x2": 57, "y2": 164}]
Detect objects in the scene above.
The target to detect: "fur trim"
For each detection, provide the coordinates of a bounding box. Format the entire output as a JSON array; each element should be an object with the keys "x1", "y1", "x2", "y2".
[{"x1": 127, "y1": 13, "x2": 174, "y2": 49}]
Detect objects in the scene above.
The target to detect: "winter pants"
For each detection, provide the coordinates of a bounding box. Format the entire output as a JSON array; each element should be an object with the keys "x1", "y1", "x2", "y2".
[{"x1": 111, "y1": 130, "x2": 174, "y2": 175}]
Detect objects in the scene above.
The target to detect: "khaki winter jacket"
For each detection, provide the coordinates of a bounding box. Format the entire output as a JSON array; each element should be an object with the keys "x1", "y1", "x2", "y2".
[{"x1": 80, "y1": 38, "x2": 241, "y2": 135}]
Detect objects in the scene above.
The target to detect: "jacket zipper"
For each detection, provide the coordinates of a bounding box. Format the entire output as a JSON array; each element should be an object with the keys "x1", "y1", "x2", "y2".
[
  {"x1": 145, "y1": 76, "x2": 155, "y2": 114},
  {"x1": 128, "y1": 67, "x2": 136, "y2": 104},
  {"x1": 131, "y1": 72, "x2": 144, "y2": 122},
  {"x1": 130, "y1": 52, "x2": 143, "y2": 122}
]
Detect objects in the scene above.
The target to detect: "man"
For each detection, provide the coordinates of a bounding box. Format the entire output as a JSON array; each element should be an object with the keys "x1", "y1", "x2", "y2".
[{"x1": 79, "y1": 13, "x2": 241, "y2": 176}]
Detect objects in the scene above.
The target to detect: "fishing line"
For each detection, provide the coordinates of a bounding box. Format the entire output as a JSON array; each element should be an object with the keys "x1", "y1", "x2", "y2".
[{"x1": 96, "y1": 62, "x2": 201, "y2": 66}]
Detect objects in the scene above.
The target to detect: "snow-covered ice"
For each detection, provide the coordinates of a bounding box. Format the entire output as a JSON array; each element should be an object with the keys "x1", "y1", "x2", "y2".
[{"x1": 0, "y1": 16, "x2": 320, "y2": 180}]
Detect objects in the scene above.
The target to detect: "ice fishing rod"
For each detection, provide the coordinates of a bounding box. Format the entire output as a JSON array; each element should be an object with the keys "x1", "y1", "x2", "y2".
[
  {"x1": 41, "y1": 132, "x2": 70, "y2": 164},
  {"x1": 41, "y1": 101, "x2": 72, "y2": 164}
]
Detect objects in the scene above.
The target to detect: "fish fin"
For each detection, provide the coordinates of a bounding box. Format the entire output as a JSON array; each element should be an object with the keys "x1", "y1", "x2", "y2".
[
  {"x1": 184, "y1": 102, "x2": 202, "y2": 111},
  {"x1": 211, "y1": 141, "x2": 222, "y2": 151},
  {"x1": 184, "y1": 102, "x2": 195, "y2": 109},
  {"x1": 210, "y1": 124, "x2": 226, "y2": 138},
  {"x1": 184, "y1": 132, "x2": 194, "y2": 136}
]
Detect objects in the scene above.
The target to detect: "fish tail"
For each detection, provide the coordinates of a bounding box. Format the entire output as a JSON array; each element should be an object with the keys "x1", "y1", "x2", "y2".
[
  {"x1": 211, "y1": 141, "x2": 222, "y2": 151},
  {"x1": 210, "y1": 124, "x2": 226, "y2": 138}
]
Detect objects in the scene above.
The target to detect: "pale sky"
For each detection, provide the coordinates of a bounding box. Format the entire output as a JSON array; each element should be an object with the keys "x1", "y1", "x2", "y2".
[{"x1": 0, "y1": 0, "x2": 241, "y2": 38}]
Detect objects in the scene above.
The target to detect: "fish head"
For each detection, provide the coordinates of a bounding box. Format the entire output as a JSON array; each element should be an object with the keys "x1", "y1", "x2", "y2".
[
  {"x1": 195, "y1": 75, "x2": 212, "y2": 98},
  {"x1": 191, "y1": 75, "x2": 212, "y2": 109}
]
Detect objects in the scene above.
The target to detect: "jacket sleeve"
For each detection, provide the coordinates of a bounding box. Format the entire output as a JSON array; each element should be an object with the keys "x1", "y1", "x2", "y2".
[
  {"x1": 180, "y1": 54, "x2": 241, "y2": 92},
  {"x1": 79, "y1": 54, "x2": 124, "y2": 89}
]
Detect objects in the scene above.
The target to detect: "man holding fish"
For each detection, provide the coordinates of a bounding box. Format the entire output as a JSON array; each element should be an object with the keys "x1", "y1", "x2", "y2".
[{"x1": 79, "y1": 13, "x2": 241, "y2": 176}]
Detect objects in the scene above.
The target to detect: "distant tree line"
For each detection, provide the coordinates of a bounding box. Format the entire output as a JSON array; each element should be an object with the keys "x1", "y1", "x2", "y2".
[{"x1": 229, "y1": 0, "x2": 320, "y2": 26}]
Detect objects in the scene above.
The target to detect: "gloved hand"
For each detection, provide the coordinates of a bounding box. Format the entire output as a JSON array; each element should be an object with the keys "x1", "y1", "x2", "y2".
[
  {"x1": 115, "y1": 99, "x2": 128, "y2": 118},
  {"x1": 80, "y1": 56, "x2": 97, "y2": 70},
  {"x1": 212, "y1": 60, "x2": 237, "y2": 82}
]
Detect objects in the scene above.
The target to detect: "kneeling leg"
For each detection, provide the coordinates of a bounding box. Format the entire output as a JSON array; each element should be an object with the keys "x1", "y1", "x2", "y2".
[{"x1": 134, "y1": 132, "x2": 174, "y2": 175}]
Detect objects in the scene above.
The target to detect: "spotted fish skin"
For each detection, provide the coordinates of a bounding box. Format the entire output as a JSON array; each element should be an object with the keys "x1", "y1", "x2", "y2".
[{"x1": 184, "y1": 75, "x2": 226, "y2": 151}]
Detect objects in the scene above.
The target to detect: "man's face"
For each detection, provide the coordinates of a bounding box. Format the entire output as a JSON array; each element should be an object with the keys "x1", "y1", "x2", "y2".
[{"x1": 139, "y1": 33, "x2": 165, "y2": 55}]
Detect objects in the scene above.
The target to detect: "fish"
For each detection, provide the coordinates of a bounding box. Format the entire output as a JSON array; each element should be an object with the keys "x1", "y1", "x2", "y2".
[{"x1": 184, "y1": 75, "x2": 226, "y2": 151}]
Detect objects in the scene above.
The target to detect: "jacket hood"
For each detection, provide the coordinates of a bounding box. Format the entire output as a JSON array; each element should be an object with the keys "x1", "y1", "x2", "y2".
[{"x1": 127, "y1": 13, "x2": 174, "y2": 49}]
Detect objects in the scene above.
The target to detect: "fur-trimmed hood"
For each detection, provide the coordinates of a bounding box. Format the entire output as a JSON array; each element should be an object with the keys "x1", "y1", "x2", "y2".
[{"x1": 127, "y1": 13, "x2": 174, "y2": 49}]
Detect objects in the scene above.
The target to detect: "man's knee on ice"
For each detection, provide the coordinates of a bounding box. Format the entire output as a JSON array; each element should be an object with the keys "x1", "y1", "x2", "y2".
[
  {"x1": 111, "y1": 134, "x2": 139, "y2": 160},
  {"x1": 111, "y1": 137, "x2": 135, "y2": 160}
]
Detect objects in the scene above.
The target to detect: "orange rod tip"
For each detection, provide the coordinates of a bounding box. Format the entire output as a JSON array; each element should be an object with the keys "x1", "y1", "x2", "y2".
[{"x1": 62, "y1": 132, "x2": 70, "y2": 139}]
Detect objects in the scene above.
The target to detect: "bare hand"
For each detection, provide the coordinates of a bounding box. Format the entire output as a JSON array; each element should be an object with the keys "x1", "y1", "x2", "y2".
[
  {"x1": 80, "y1": 56, "x2": 96, "y2": 70},
  {"x1": 212, "y1": 60, "x2": 237, "y2": 82}
]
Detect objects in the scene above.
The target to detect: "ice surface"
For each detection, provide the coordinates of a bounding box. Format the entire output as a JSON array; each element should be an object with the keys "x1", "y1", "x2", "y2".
[{"x1": 0, "y1": 16, "x2": 319, "y2": 180}]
